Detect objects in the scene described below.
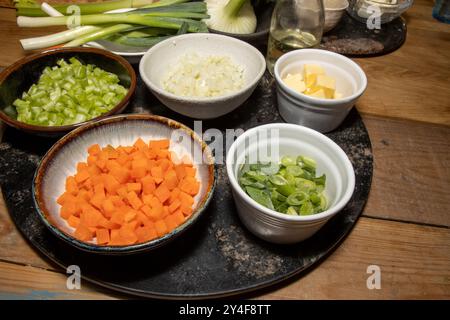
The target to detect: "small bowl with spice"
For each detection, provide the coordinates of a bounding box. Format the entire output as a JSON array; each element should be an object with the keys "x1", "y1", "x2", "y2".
[
  {"x1": 274, "y1": 49, "x2": 367, "y2": 133},
  {"x1": 0, "y1": 47, "x2": 136, "y2": 137},
  {"x1": 226, "y1": 123, "x2": 355, "y2": 244},
  {"x1": 139, "y1": 33, "x2": 266, "y2": 119}
]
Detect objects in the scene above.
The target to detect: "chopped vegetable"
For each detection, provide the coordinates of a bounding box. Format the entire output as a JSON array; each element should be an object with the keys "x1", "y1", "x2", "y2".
[
  {"x1": 238, "y1": 155, "x2": 327, "y2": 215},
  {"x1": 162, "y1": 53, "x2": 245, "y2": 97},
  {"x1": 12, "y1": 58, "x2": 128, "y2": 126},
  {"x1": 57, "y1": 139, "x2": 200, "y2": 246}
]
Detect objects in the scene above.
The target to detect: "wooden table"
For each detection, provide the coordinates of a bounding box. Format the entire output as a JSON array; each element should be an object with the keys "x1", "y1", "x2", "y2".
[{"x1": 0, "y1": 0, "x2": 449, "y2": 300}]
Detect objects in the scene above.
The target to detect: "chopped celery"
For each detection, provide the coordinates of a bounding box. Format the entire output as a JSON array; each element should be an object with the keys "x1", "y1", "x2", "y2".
[{"x1": 12, "y1": 58, "x2": 128, "y2": 126}]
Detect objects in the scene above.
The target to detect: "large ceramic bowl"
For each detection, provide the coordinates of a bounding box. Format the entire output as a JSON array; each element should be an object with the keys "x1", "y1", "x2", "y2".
[
  {"x1": 274, "y1": 49, "x2": 367, "y2": 133},
  {"x1": 226, "y1": 123, "x2": 355, "y2": 244},
  {"x1": 33, "y1": 114, "x2": 216, "y2": 254},
  {"x1": 0, "y1": 47, "x2": 136, "y2": 137},
  {"x1": 139, "y1": 33, "x2": 266, "y2": 119}
]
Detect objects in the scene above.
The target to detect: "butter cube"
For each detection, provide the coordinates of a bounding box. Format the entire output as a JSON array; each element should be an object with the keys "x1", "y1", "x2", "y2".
[
  {"x1": 316, "y1": 74, "x2": 336, "y2": 99},
  {"x1": 303, "y1": 64, "x2": 325, "y2": 88},
  {"x1": 308, "y1": 89, "x2": 326, "y2": 99},
  {"x1": 283, "y1": 73, "x2": 306, "y2": 93}
]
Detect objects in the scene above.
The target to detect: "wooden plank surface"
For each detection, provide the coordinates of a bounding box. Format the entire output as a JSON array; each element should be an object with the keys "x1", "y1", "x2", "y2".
[
  {"x1": 0, "y1": 217, "x2": 448, "y2": 299},
  {"x1": 363, "y1": 115, "x2": 450, "y2": 227}
]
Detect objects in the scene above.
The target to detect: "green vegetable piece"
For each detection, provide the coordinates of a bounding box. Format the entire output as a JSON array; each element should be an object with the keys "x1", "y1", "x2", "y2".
[
  {"x1": 269, "y1": 174, "x2": 288, "y2": 186},
  {"x1": 260, "y1": 162, "x2": 280, "y2": 175},
  {"x1": 313, "y1": 174, "x2": 326, "y2": 186},
  {"x1": 286, "y1": 165, "x2": 304, "y2": 177},
  {"x1": 245, "y1": 186, "x2": 274, "y2": 210},
  {"x1": 281, "y1": 155, "x2": 296, "y2": 167},
  {"x1": 300, "y1": 201, "x2": 314, "y2": 215},
  {"x1": 286, "y1": 206, "x2": 298, "y2": 215},
  {"x1": 286, "y1": 192, "x2": 308, "y2": 206}
]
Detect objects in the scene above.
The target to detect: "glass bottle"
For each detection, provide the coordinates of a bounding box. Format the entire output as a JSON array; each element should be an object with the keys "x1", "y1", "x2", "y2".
[{"x1": 266, "y1": 0, "x2": 325, "y2": 75}]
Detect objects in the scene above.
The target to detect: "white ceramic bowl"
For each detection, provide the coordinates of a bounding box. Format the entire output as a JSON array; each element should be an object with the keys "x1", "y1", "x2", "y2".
[
  {"x1": 139, "y1": 33, "x2": 266, "y2": 119},
  {"x1": 324, "y1": 0, "x2": 349, "y2": 33},
  {"x1": 274, "y1": 49, "x2": 367, "y2": 133},
  {"x1": 226, "y1": 123, "x2": 355, "y2": 244}
]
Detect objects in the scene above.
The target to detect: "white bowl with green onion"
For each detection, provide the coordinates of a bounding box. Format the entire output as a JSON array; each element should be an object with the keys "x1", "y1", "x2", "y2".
[
  {"x1": 226, "y1": 123, "x2": 355, "y2": 244},
  {"x1": 139, "y1": 33, "x2": 266, "y2": 119}
]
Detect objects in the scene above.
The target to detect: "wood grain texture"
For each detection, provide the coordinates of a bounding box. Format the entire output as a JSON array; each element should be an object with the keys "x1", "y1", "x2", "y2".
[
  {"x1": 0, "y1": 217, "x2": 448, "y2": 299},
  {"x1": 362, "y1": 115, "x2": 450, "y2": 227},
  {"x1": 0, "y1": 261, "x2": 123, "y2": 299}
]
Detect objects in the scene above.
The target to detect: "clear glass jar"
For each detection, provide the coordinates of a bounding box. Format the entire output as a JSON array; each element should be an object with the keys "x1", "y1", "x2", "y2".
[{"x1": 266, "y1": 0, "x2": 325, "y2": 75}]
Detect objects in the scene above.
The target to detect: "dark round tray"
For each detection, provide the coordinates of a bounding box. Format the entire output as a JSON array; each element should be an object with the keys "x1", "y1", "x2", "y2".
[{"x1": 0, "y1": 73, "x2": 373, "y2": 299}]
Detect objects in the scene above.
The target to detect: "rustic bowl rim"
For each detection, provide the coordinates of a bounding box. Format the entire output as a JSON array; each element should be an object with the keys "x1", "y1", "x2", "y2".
[
  {"x1": 32, "y1": 114, "x2": 216, "y2": 254},
  {"x1": 0, "y1": 47, "x2": 136, "y2": 134}
]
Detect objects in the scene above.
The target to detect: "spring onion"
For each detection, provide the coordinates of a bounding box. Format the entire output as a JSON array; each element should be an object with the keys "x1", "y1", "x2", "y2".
[
  {"x1": 238, "y1": 155, "x2": 327, "y2": 215},
  {"x1": 204, "y1": 0, "x2": 257, "y2": 34},
  {"x1": 12, "y1": 58, "x2": 128, "y2": 126}
]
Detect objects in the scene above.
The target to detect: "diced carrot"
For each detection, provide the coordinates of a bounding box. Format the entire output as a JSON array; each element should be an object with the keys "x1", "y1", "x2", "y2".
[
  {"x1": 185, "y1": 166, "x2": 197, "y2": 177},
  {"x1": 168, "y1": 187, "x2": 181, "y2": 205},
  {"x1": 141, "y1": 175, "x2": 156, "y2": 195},
  {"x1": 77, "y1": 162, "x2": 88, "y2": 172},
  {"x1": 179, "y1": 191, "x2": 194, "y2": 207},
  {"x1": 65, "y1": 176, "x2": 78, "y2": 195},
  {"x1": 164, "y1": 214, "x2": 178, "y2": 231},
  {"x1": 154, "y1": 183, "x2": 170, "y2": 204},
  {"x1": 74, "y1": 224, "x2": 93, "y2": 242},
  {"x1": 150, "y1": 166, "x2": 163, "y2": 184},
  {"x1": 149, "y1": 139, "x2": 170, "y2": 150},
  {"x1": 60, "y1": 201, "x2": 78, "y2": 219},
  {"x1": 134, "y1": 138, "x2": 148, "y2": 151},
  {"x1": 74, "y1": 170, "x2": 89, "y2": 183},
  {"x1": 164, "y1": 170, "x2": 178, "y2": 191},
  {"x1": 118, "y1": 224, "x2": 138, "y2": 245},
  {"x1": 124, "y1": 209, "x2": 137, "y2": 223},
  {"x1": 57, "y1": 192, "x2": 76, "y2": 206},
  {"x1": 116, "y1": 186, "x2": 128, "y2": 199},
  {"x1": 102, "y1": 198, "x2": 115, "y2": 216},
  {"x1": 181, "y1": 205, "x2": 194, "y2": 217},
  {"x1": 126, "y1": 182, "x2": 142, "y2": 193},
  {"x1": 169, "y1": 199, "x2": 181, "y2": 213},
  {"x1": 80, "y1": 207, "x2": 103, "y2": 227},
  {"x1": 135, "y1": 226, "x2": 157, "y2": 242},
  {"x1": 60, "y1": 138, "x2": 201, "y2": 246},
  {"x1": 87, "y1": 155, "x2": 97, "y2": 166},
  {"x1": 67, "y1": 215, "x2": 80, "y2": 229},
  {"x1": 103, "y1": 174, "x2": 120, "y2": 195},
  {"x1": 174, "y1": 165, "x2": 186, "y2": 181},
  {"x1": 154, "y1": 220, "x2": 168, "y2": 237},
  {"x1": 127, "y1": 191, "x2": 143, "y2": 210},
  {"x1": 96, "y1": 228, "x2": 110, "y2": 245},
  {"x1": 88, "y1": 144, "x2": 101, "y2": 156},
  {"x1": 172, "y1": 210, "x2": 185, "y2": 226},
  {"x1": 131, "y1": 158, "x2": 147, "y2": 179},
  {"x1": 110, "y1": 211, "x2": 125, "y2": 226}
]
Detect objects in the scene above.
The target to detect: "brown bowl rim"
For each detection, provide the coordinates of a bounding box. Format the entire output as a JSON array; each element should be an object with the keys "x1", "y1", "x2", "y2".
[
  {"x1": 33, "y1": 114, "x2": 216, "y2": 254},
  {"x1": 0, "y1": 47, "x2": 136, "y2": 134}
]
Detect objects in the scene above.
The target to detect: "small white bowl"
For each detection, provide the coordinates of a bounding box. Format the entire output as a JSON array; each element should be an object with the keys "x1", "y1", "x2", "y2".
[
  {"x1": 139, "y1": 33, "x2": 266, "y2": 119},
  {"x1": 226, "y1": 123, "x2": 355, "y2": 244},
  {"x1": 274, "y1": 49, "x2": 367, "y2": 133},
  {"x1": 324, "y1": 0, "x2": 349, "y2": 33}
]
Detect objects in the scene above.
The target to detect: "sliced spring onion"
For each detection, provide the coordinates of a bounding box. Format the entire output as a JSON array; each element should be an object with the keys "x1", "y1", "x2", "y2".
[{"x1": 238, "y1": 155, "x2": 328, "y2": 215}]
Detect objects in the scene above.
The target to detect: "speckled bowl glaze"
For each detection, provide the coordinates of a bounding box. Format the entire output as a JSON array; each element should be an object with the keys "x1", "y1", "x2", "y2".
[
  {"x1": 33, "y1": 114, "x2": 216, "y2": 254},
  {"x1": 226, "y1": 123, "x2": 355, "y2": 244},
  {"x1": 139, "y1": 33, "x2": 266, "y2": 119},
  {"x1": 0, "y1": 47, "x2": 136, "y2": 137}
]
